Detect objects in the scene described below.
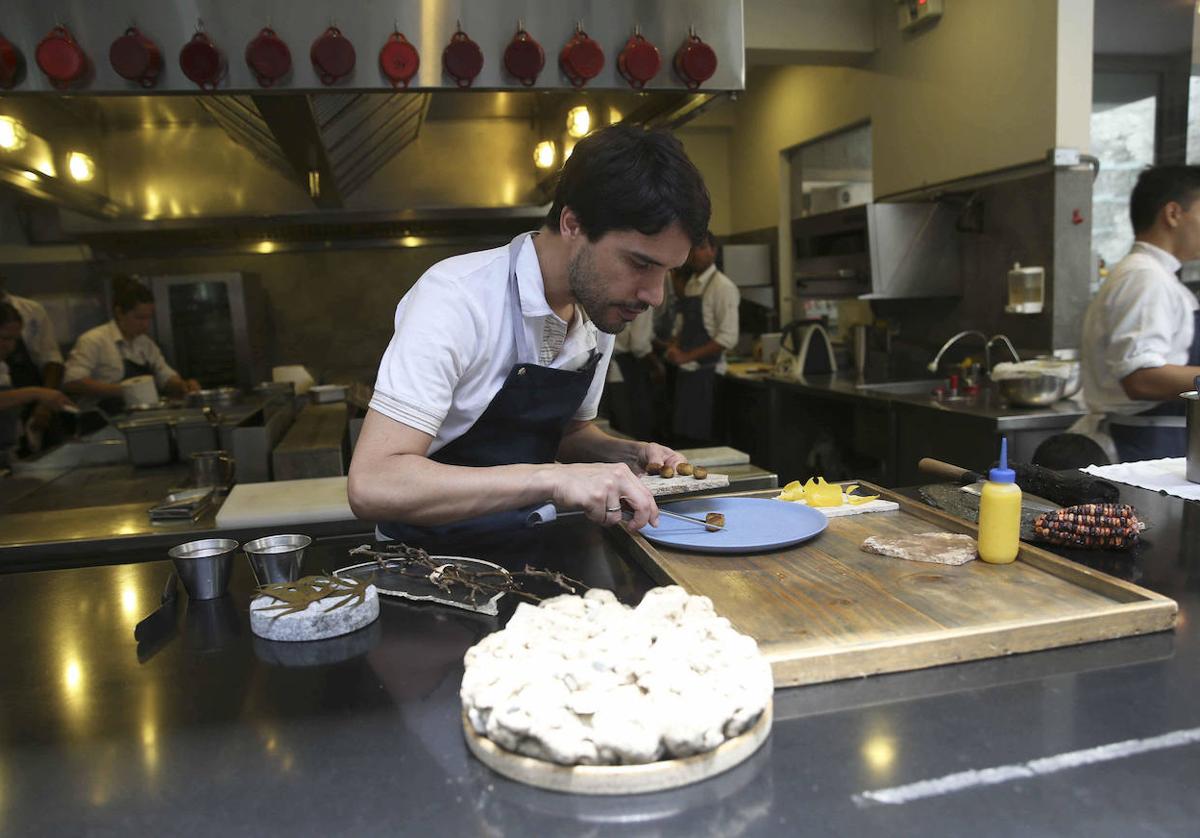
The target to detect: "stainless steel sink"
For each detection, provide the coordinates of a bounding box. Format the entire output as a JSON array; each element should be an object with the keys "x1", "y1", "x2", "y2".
[{"x1": 854, "y1": 379, "x2": 944, "y2": 396}]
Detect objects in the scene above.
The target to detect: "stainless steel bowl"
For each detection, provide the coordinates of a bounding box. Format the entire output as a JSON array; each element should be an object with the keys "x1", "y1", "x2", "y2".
[
  {"x1": 168, "y1": 538, "x2": 238, "y2": 600},
  {"x1": 186, "y1": 387, "x2": 241, "y2": 409},
  {"x1": 242, "y1": 533, "x2": 311, "y2": 586},
  {"x1": 997, "y1": 374, "x2": 1067, "y2": 407},
  {"x1": 1033, "y1": 356, "x2": 1082, "y2": 398}
]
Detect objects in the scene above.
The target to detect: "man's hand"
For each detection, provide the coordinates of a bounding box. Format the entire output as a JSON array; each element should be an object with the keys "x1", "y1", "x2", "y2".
[
  {"x1": 635, "y1": 442, "x2": 686, "y2": 473},
  {"x1": 29, "y1": 402, "x2": 55, "y2": 431},
  {"x1": 549, "y1": 462, "x2": 660, "y2": 531},
  {"x1": 665, "y1": 345, "x2": 689, "y2": 366},
  {"x1": 31, "y1": 388, "x2": 75, "y2": 412}
]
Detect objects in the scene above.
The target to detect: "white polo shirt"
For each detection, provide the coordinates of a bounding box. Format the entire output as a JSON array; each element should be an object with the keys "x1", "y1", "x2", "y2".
[
  {"x1": 0, "y1": 292, "x2": 63, "y2": 370},
  {"x1": 369, "y1": 237, "x2": 615, "y2": 456},
  {"x1": 1080, "y1": 241, "x2": 1200, "y2": 417},
  {"x1": 672, "y1": 265, "x2": 741, "y2": 373},
  {"x1": 63, "y1": 320, "x2": 180, "y2": 407}
]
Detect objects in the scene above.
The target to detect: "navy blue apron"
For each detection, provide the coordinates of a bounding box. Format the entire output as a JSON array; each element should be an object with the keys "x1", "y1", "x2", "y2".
[
  {"x1": 379, "y1": 233, "x2": 601, "y2": 543},
  {"x1": 608, "y1": 350, "x2": 653, "y2": 442},
  {"x1": 0, "y1": 375, "x2": 17, "y2": 465},
  {"x1": 1109, "y1": 309, "x2": 1200, "y2": 461},
  {"x1": 672, "y1": 280, "x2": 719, "y2": 441},
  {"x1": 6, "y1": 337, "x2": 42, "y2": 388}
]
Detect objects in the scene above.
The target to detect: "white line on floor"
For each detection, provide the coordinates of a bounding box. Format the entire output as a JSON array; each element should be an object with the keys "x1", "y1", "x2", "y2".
[{"x1": 853, "y1": 726, "x2": 1200, "y2": 807}]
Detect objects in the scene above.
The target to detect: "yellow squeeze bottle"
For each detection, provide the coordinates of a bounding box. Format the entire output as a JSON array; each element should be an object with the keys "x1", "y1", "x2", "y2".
[{"x1": 977, "y1": 437, "x2": 1021, "y2": 564}]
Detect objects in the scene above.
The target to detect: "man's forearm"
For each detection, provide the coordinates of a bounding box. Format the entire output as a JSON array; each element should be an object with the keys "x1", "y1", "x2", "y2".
[
  {"x1": 63, "y1": 377, "x2": 121, "y2": 399},
  {"x1": 1121, "y1": 364, "x2": 1200, "y2": 401},
  {"x1": 347, "y1": 455, "x2": 558, "y2": 525},
  {"x1": 683, "y1": 339, "x2": 726, "y2": 364},
  {"x1": 557, "y1": 421, "x2": 641, "y2": 466}
]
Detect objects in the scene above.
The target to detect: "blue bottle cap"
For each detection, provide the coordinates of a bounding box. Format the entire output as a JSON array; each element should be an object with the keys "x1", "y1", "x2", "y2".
[{"x1": 989, "y1": 436, "x2": 1016, "y2": 483}]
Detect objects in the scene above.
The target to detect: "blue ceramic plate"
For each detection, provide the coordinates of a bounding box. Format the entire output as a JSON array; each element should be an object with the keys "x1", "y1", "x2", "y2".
[{"x1": 639, "y1": 497, "x2": 828, "y2": 554}]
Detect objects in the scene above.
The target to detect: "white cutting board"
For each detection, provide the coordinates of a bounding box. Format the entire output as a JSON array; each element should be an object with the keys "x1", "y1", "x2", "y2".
[{"x1": 215, "y1": 476, "x2": 356, "y2": 529}]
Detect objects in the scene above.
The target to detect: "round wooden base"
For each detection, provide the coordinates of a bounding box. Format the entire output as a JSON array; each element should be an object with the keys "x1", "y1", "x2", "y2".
[{"x1": 462, "y1": 701, "x2": 772, "y2": 795}]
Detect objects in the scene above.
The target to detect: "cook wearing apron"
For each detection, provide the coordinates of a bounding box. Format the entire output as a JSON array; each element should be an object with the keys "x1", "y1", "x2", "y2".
[
  {"x1": 63, "y1": 278, "x2": 199, "y2": 415},
  {"x1": 0, "y1": 289, "x2": 66, "y2": 450},
  {"x1": 350, "y1": 124, "x2": 709, "y2": 542},
  {"x1": 1076, "y1": 167, "x2": 1200, "y2": 462},
  {"x1": 378, "y1": 234, "x2": 605, "y2": 542},
  {"x1": 0, "y1": 304, "x2": 74, "y2": 465},
  {"x1": 666, "y1": 237, "x2": 741, "y2": 444},
  {"x1": 604, "y1": 306, "x2": 655, "y2": 442}
]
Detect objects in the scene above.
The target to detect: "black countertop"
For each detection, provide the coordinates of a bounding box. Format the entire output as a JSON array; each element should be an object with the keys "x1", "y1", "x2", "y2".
[{"x1": 2, "y1": 485, "x2": 1198, "y2": 836}]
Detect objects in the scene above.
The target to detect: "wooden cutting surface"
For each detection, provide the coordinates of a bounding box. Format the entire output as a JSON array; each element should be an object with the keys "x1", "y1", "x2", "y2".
[{"x1": 614, "y1": 485, "x2": 1177, "y2": 688}]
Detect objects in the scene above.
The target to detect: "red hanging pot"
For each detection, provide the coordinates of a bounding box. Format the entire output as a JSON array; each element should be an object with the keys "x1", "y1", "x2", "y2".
[
  {"x1": 618, "y1": 32, "x2": 660, "y2": 90},
  {"x1": 0, "y1": 35, "x2": 22, "y2": 89},
  {"x1": 246, "y1": 27, "x2": 291, "y2": 88},
  {"x1": 311, "y1": 26, "x2": 355, "y2": 85},
  {"x1": 559, "y1": 27, "x2": 603, "y2": 88},
  {"x1": 379, "y1": 31, "x2": 419, "y2": 88},
  {"x1": 674, "y1": 32, "x2": 717, "y2": 90},
  {"x1": 109, "y1": 26, "x2": 162, "y2": 88},
  {"x1": 35, "y1": 25, "x2": 89, "y2": 89},
  {"x1": 503, "y1": 27, "x2": 543, "y2": 87},
  {"x1": 443, "y1": 29, "x2": 483, "y2": 88},
  {"x1": 179, "y1": 31, "x2": 224, "y2": 90}
]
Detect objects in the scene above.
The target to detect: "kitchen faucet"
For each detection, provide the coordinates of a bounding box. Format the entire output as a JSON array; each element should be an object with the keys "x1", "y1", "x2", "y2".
[
  {"x1": 987, "y1": 334, "x2": 1021, "y2": 366},
  {"x1": 927, "y1": 330, "x2": 990, "y2": 375}
]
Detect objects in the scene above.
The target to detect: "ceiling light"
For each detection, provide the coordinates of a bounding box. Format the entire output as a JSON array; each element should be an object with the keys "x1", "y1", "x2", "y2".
[
  {"x1": 66, "y1": 151, "x2": 95, "y2": 183},
  {"x1": 566, "y1": 106, "x2": 591, "y2": 138},
  {"x1": 608, "y1": 106, "x2": 623, "y2": 125},
  {"x1": 0, "y1": 116, "x2": 27, "y2": 151},
  {"x1": 533, "y1": 140, "x2": 557, "y2": 170},
  {"x1": 254, "y1": 240, "x2": 277, "y2": 254},
  {"x1": 21, "y1": 170, "x2": 39, "y2": 181}
]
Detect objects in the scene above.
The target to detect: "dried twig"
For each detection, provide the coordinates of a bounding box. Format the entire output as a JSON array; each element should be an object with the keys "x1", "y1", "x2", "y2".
[{"x1": 347, "y1": 543, "x2": 587, "y2": 604}]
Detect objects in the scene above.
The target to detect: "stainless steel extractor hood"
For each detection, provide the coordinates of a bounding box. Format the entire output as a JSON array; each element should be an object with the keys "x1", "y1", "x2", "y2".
[{"x1": 0, "y1": 1, "x2": 743, "y2": 248}]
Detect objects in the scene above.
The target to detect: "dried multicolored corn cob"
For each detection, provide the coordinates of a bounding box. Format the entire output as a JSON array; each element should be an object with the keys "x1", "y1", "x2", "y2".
[{"x1": 1032, "y1": 503, "x2": 1141, "y2": 549}]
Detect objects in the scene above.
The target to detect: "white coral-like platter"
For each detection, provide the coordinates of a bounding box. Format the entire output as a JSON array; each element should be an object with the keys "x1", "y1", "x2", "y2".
[{"x1": 460, "y1": 586, "x2": 774, "y2": 793}]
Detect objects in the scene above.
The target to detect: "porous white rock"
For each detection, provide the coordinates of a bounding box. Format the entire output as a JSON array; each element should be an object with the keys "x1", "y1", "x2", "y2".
[{"x1": 461, "y1": 585, "x2": 773, "y2": 766}]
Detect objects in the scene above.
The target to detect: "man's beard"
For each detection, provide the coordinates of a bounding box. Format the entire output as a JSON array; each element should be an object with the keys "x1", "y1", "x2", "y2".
[{"x1": 567, "y1": 243, "x2": 645, "y2": 335}]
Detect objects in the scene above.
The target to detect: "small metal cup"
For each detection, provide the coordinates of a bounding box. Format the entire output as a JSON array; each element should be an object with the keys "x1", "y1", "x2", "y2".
[
  {"x1": 191, "y1": 450, "x2": 236, "y2": 490},
  {"x1": 243, "y1": 534, "x2": 311, "y2": 586},
  {"x1": 168, "y1": 538, "x2": 237, "y2": 600}
]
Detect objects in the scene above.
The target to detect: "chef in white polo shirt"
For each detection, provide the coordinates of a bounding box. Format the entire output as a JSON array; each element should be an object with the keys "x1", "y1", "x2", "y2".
[
  {"x1": 349, "y1": 124, "x2": 710, "y2": 541},
  {"x1": 63, "y1": 277, "x2": 200, "y2": 414},
  {"x1": 1078, "y1": 165, "x2": 1200, "y2": 461}
]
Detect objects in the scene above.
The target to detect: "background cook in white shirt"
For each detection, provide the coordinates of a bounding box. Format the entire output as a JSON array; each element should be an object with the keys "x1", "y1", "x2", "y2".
[
  {"x1": 349, "y1": 124, "x2": 713, "y2": 533},
  {"x1": 63, "y1": 277, "x2": 200, "y2": 410},
  {"x1": 667, "y1": 262, "x2": 741, "y2": 375},
  {"x1": 0, "y1": 276, "x2": 65, "y2": 434},
  {"x1": 0, "y1": 303, "x2": 74, "y2": 458},
  {"x1": 1075, "y1": 165, "x2": 1200, "y2": 462}
]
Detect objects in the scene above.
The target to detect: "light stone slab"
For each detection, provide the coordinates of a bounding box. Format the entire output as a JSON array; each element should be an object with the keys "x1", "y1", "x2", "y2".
[
  {"x1": 861, "y1": 532, "x2": 978, "y2": 565},
  {"x1": 250, "y1": 582, "x2": 379, "y2": 641}
]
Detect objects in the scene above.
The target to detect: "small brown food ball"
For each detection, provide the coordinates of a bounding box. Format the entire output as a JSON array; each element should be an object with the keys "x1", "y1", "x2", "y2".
[
  {"x1": 705, "y1": 512, "x2": 725, "y2": 532},
  {"x1": 659, "y1": 465, "x2": 675, "y2": 479},
  {"x1": 676, "y1": 463, "x2": 694, "y2": 476},
  {"x1": 646, "y1": 462, "x2": 663, "y2": 475},
  {"x1": 693, "y1": 466, "x2": 708, "y2": 480}
]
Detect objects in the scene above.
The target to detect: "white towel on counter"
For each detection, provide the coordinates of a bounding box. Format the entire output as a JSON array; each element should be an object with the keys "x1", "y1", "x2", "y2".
[{"x1": 1080, "y1": 458, "x2": 1200, "y2": 501}]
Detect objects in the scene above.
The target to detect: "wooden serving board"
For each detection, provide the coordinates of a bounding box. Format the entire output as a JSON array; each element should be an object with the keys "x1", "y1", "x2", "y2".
[
  {"x1": 462, "y1": 702, "x2": 772, "y2": 795},
  {"x1": 640, "y1": 471, "x2": 729, "y2": 497},
  {"x1": 612, "y1": 484, "x2": 1177, "y2": 689}
]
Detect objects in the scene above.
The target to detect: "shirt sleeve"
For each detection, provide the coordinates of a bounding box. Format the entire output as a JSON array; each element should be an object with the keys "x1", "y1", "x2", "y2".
[
  {"x1": 62, "y1": 333, "x2": 99, "y2": 384},
  {"x1": 1102, "y1": 269, "x2": 1181, "y2": 380},
  {"x1": 368, "y1": 274, "x2": 482, "y2": 437},
  {"x1": 708, "y1": 277, "x2": 741, "y2": 350},
  {"x1": 145, "y1": 340, "x2": 180, "y2": 388},
  {"x1": 23, "y1": 302, "x2": 63, "y2": 367},
  {"x1": 573, "y1": 334, "x2": 615, "y2": 422}
]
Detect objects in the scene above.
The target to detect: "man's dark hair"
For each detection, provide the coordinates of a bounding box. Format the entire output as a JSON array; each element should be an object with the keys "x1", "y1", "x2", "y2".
[
  {"x1": 0, "y1": 302, "x2": 22, "y2": 328},
  {"x1": 111, "y1": 276, "x2": 153, "y2": 313},
  {"x1": 1130, "y1": 165, "x2": 1200, "y2": 234},
  {"x1": 545, "y1": 124, "x2": 711, "y2": 246}
]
